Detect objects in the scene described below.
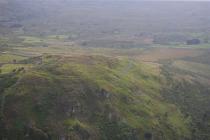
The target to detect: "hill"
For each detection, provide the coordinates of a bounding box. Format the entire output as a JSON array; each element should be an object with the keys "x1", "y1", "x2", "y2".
[{"x1": 0, "y1": 55, "x2": 191, "y2": 140}]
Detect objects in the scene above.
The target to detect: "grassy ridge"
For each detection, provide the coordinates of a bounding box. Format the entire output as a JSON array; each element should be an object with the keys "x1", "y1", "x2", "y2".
[
  {"x1": 161, "y1": 62, "x2": 210, "y2": 140},
  {"x1": 0, "y1": 55, "x2": 190, "y2": 140}
]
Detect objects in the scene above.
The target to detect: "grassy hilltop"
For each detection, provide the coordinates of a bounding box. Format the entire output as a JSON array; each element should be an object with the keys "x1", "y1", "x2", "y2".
[{"x1": 0, "y1": 54, "x2": 191, "y2": 140}]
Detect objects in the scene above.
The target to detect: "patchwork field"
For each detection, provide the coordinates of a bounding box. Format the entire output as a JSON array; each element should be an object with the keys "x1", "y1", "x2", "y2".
[{"x1": 172, "y1": 60, "x2": 210, "y2": 78}]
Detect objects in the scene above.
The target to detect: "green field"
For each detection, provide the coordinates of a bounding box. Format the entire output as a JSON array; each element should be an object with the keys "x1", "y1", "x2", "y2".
[{"x1": 0, "y1": 54, "x2": 27, "y2": 63}]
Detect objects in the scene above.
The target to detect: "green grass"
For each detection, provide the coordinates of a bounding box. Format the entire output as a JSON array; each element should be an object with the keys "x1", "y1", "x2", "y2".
[
  {"x1": 0, "y1": 37, "x2": 9, "y2": 44},
  {"x1": 19, "y1": 36, "x2": 44, "y2": 44},
  {"x1": 0, "y1": 64, "x2": 32, "y2": 74},
  {"x1": 47, "y1": 35, "x2": 68, "y2": 40},
  {"x1": 0, "y1": 54, "x2": 27, "y2": 63},
  {"x1": 0, "y1": 55, "x2": 191, "y2": 139},
  {"x1": 56, "y1": 56, "x2": 190, "y2": 137}
]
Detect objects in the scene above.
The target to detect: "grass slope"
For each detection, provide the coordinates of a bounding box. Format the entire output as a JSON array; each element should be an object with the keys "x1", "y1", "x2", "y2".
[{"x1": 0, "y1": 55, "x2": 190, "y2": 140}]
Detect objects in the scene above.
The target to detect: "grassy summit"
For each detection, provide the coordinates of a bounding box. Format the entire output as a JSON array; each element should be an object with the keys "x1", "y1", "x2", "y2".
[{"x1": 0, "y1": 55, "x2": 190, "y2": 140}]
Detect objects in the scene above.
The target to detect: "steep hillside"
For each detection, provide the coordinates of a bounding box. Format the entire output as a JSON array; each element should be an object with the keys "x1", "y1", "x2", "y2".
[
  {"x1": 161, "y1": 59, "x2": 210, "y2": 140},
  {"x1": 0, "y1": 55, "x2": 190, "y2": 140}
]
